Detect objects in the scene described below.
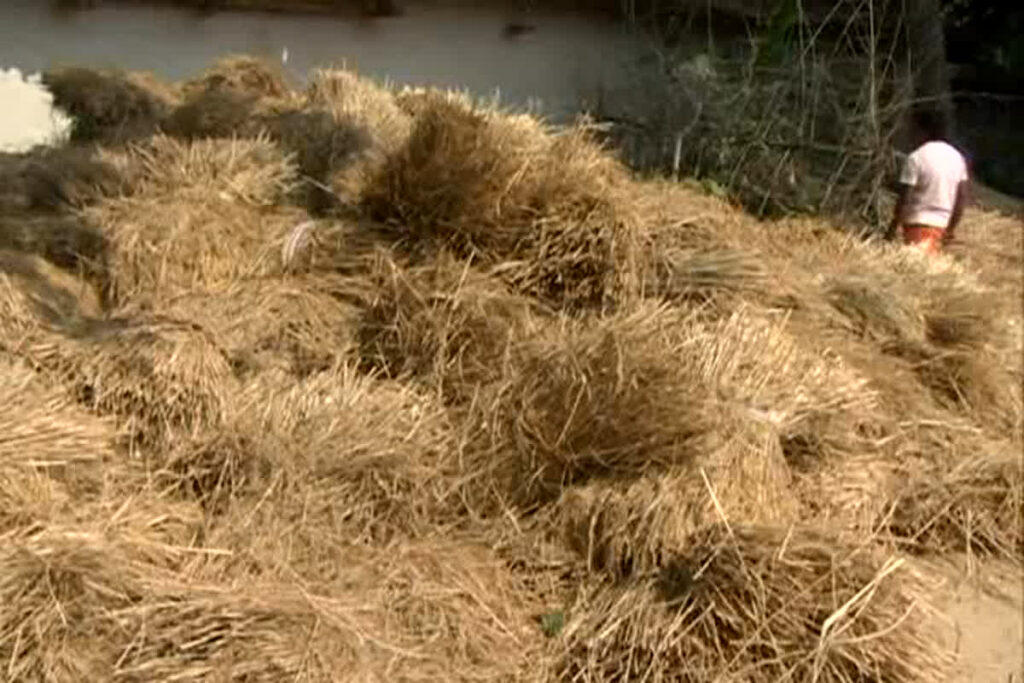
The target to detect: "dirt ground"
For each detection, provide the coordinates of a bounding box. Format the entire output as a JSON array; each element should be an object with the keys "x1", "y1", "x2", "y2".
[
  {"x1": 938, "y1": 561, "x2": 1024, "y2": 683},
  {"x1": 909, "y1": 181, "x2": 1024, "y2": 683}
]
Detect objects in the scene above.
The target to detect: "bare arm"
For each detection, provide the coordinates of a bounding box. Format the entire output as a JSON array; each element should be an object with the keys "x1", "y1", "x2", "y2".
[
  {"x1": 944, "y1": 178, "x2": 970, "y2": 243},
  {"x1": 885, "y1": 184, "x2": 912, "y2": 241}
]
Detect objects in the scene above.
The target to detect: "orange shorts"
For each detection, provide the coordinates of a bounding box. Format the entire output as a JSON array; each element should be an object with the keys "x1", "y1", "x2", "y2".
[{"x1": 903, "y1": 225, "x2": 945, "y2": 254}]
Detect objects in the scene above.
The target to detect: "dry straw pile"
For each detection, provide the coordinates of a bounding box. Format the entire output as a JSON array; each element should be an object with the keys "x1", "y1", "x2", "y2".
[{"x1": 0, "y1": 56, "x2": 1018, "y2": 681}]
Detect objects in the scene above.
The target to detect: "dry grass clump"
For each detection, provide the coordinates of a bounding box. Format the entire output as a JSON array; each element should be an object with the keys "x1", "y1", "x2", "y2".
[
  {"x1": 462, "y1": 303, "x2": 717, "y2": 512},
  {"x1": 165, "y1": 87, "x2": 265, "y2": 141},
  {"x1": 651, "y1": 246, "x2": 769, "y2": 305},
  {"x1": 187, "y1": 365, "x2": 456, "y2": 543},
  {"x1": 0, "y1": 359, "x2": 113, "y2": 469},
  {"x1": 823, "y1": 271, "x2": 926, "y2": 348},
  {"x1": 883, "y1": 253, "x2": 1022, "y2": 431},
  {"x1": 795, "y1": 453, "x2": 902, "y2": 534},
  {"x1": 811, "y1": 238, "x2": 1021, "y2": 432},
  {"x1": 307, "y1": 68, "x2": 410, "y2": 151},
  {"x1": 107, "y1": 134, "x2": 297, "y2": 205},
  {"x1": 85, "y1": 136, "x2": 303, "y2": 304},
  {"x1": 356, "y1": 251, "x2": 542, "y2": 397},
  {"x1": 22, "y1": 315, "x2": 234, "y2": 451},
  {"x1": 298, "y1": 69, "x2": 411, "y2": 209},
  {"x1": 363, "y1": 93, "x2": 642, "y2": 309},
  {"x1": 0, "y1": 504, "x2": 539, "y2": 682},
  {"x1": 163, "y1": 274, "x2": 359, "y2": 377},
  {"x1": 89, "y1": 191, "x2": 306, "y2": 306},
  {"x1": 556, "y1": 420, "x2": 797, "y2": 580},
  {"x1": 0, "y1": 250, "x2": 103, "y2": 358},
  {"x1": 559, "y1": 525, "x2": 949, "y2": 682},
  {"x1": 181, "y1": 55, "x2": 291, "y2": 102},
  {"x1": 168, "y1": 58, "x2": 293, "y2": 144},
  {"x1": 347, "y1": 540, "x2": 542, "y2": 682},
  {"x1": 0, "y1": 527, "x2": 355, "y2": 682},
  {"x1": 269, "y1": 107, "x2": 372, "y2": 213},
  {"x1": 42, "y1": 67, "x2": 176, "y2": 144},
  {"x1": 889, "y1": 448, "x2": 1023, "y2": 560},
  {"x1": 0, "y1": 359, "x2": 113, "y2": 530},
  {"x1": 17, "y1": 145, "x2": 131, "y2": 211},
  {"x1": 684, "y1": 307, "x2": 882, "y2": 475},
  {"x1": 0, "y1": 213, "x2": 111, "y2": 291}
]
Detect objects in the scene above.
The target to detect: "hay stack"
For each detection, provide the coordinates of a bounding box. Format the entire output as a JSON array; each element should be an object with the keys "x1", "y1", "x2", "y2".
[
  {"x1": 683, "y1": 307, "x2": 881, "y2": 473},
  {"x1": 0, "y1": 359, "x2": 114, "y2": 531},
  {"x1": 0, "y1": 250, "x2": 102, "y2": 353},
  {"x1": 0, "y1": 212, "x2": 111, "y2": 290},
  {"x1": 823, "y1": 270, "x2": 926, "y2": 348},
  {"x1": 302, "y1": 68, "x2": 411, "y2": 208},
  {"x1": 16, "y1": 145, "x2": 130, "y2": 211},
  {"x1": 161, "y1": 274, "x2": 359, "y2": 377},
  {"x1": 556, "y1": 419, "x2": 797, "y2": 580},
  {"x1": 186, "y1": 365, "x2": 456, "y2": 541},
  {"x1": 167, "y1": 56, "x2": 295, "y2": 141},
  {"x1": 181, "y1": 55, "x2": 291, "y2": 102},
  {"x1": 559, "y1": 525, "x2": 949, "y2": 682},
  {"x1": 306, "y1": 68, "x2": 410, "y2": 150},
  {"x1": 24, "y1": 315, "x2": 234, "y2": 451},
  {"x1": 356, "y1": 251, "x2": 542, "y2": 397},
  {"x1": 268, "y1": 107, "x2": 371, "y2": 213},
  {"x1": 461, "y1": 303, "x2": 718, "y2": 512},
  {"x1": 91, "y1": 197, "x2": 307, "y2": 304},
  {"x1": 0, "y1": 358, "x2": 113, "y2": 469},
  {"x1": 0, "y1": 536, "x2": 537, "y2": 682},
  {"x1": 42, "y1": 67, "x2": 177, "y2": 144},
  {"x1": 339, "y1": 540, "x2": 543, "y2": 682},
  {"x1": 0, "y1": 528, "x2": 354, "y2": 683},
  {"x1": 363, "y1": 92, "x2": 642, "y2": 309},
  {"x1": 889, "y1": 446, "x2": 1023, "y2": 560},
  {"x1": 107, "y1": 134, "x2": 296, "y2": 205},
  {"x1": 86, "y1": 137, "x2": 304, "y2": 304}
]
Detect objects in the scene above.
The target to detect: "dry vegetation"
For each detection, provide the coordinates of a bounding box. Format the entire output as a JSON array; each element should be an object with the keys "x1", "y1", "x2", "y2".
[{"x1": 0, "y1": 56, "x2": 1020, "y2": 681}]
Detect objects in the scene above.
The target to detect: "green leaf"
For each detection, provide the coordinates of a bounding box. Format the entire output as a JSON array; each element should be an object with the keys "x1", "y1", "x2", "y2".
[{"x1": 540, "y1": 610, "x2": 565, "y2": 638}]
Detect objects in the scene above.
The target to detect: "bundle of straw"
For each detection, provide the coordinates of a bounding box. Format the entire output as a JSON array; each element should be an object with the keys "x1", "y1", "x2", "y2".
[
  {"x1": 356, "y1": 251, "x2": 542, "y2": 398},
  {"x1": 26, "y1": 315, "x2": 234, "y2": 450},
  {"x1": 162, "y1": 274, "x2": 359, "y2": 378},
  {"x1": 363, "y1": 93, "x2": 642, "y2": 309},
  {"x1": 461, "y1": 303, "x2": 717, "y2": 512},
  {"x1": 559, "y1": 525, "x2": 949, "y2": 682}
]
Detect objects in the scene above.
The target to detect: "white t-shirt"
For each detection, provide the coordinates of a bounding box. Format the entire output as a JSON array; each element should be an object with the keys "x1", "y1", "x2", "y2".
[{"x1": 899, "y1": 141, "x2": 969, "y2": 228}]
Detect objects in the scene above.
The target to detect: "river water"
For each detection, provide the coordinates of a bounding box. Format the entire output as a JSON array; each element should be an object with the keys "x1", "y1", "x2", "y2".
[{"x1": 0, "y1": 0, "x2": 660, "y2": 151}]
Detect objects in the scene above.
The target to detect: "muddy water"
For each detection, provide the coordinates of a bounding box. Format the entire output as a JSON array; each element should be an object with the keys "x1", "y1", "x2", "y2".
[{"x1": 0, "y1": 0, "x2": 651, "y2": 135}]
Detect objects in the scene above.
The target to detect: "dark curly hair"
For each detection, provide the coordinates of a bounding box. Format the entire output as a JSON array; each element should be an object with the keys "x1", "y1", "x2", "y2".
[{"x1": 911, "y1": 108, "x2": 949, "y2": 142}]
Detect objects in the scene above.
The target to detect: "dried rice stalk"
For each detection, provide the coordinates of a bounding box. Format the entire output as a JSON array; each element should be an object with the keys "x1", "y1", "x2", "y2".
[
  {"x1": 162, "y1": 274, "x2": 359, "y2": 378},
  {"x1": 24, "y1": 315, "x2": 234, "y2": 450},
  {"x1": 87, "y1": 193, "x2": 306, "y2": 305},
  {"x1": 356, "y1": 252, "x2": 542, "y2": 398},
  {"x1": 890, "y1": 448, "x2": 1023, "y2": 560},
  {"x1": 0, "y1": 250, "x2": 102, "y2": 344},
  {"x1": 559, "y1": 525, "x2": 950, "y2": 682},
  {"x1": 307, "y1": 68, "x2": 411, "y2": 150},
  {"x1": 178, "y1": 365, "x2": 455, "y2": 539},
  {"x1": 557, "y1": 416, "x2": 798, "y2": 580},
  {"x1": 181, "y1": 55, "x2": 291, "y2": 101},
  {"x1": 462, "y1": 302, "x2": 718, "y2": 511},
  {"x1": 0, "y1": 358, "x2": 113, "y2": 469},
  {"x1": 363, "y1": 93, "x2": 642, "y2": 309},
  {"x1": 0, "y1": 528, "x2": 347, "y2": 683},
  {"x1": 110, "y1": 134, "x2": 297, "y2": 205}
]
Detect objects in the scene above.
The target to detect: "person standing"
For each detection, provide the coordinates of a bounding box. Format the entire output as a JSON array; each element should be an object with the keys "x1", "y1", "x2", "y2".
[{"x1": 885, "y1": 109, "x2": 970, "y2": 254}]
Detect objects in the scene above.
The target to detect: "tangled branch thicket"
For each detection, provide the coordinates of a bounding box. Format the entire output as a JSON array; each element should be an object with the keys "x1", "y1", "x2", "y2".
[
  {"x1": 595, "y1": 0, "x2": 921, "y2": 224},
  {"x1": 0, "y1": 52, "x2": 1018, "y2": 681}
]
